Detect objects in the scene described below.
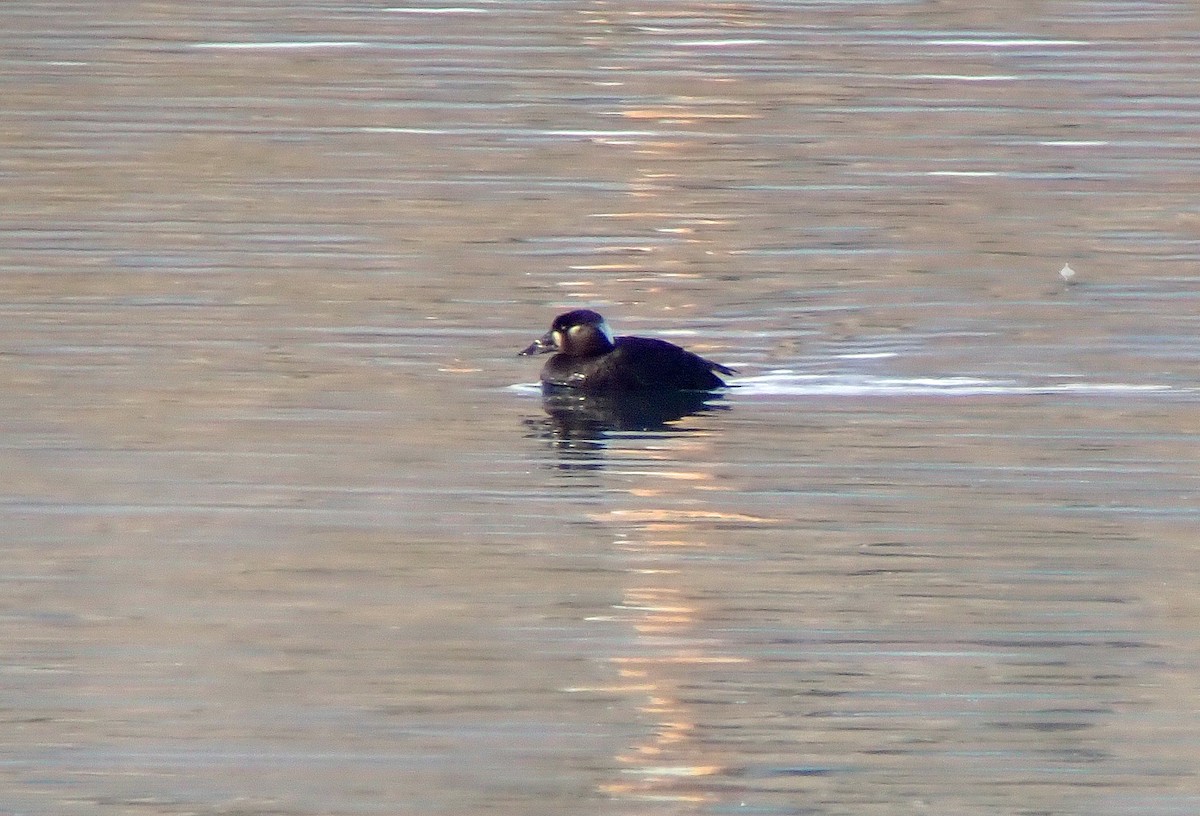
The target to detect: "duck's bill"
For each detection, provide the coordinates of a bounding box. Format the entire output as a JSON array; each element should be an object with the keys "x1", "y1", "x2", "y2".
[{"x1": 518, "y1": 332, "x2": 557, "y2": 356}]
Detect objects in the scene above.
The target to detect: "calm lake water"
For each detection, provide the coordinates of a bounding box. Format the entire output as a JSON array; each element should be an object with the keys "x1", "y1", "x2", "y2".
[{"x1": 3, "y1": 2, "x2": 1200, "y2": 815}]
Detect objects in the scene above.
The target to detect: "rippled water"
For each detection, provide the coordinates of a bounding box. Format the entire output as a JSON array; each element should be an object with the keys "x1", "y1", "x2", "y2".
[{"x1": 3, "y1": 2, "x2": 1200, "y2": 815}]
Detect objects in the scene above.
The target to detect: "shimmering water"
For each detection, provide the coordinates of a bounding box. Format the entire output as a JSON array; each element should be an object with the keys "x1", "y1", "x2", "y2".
[{"x1": 3, "y1": 2, "x2": 1200, "y2": 815}]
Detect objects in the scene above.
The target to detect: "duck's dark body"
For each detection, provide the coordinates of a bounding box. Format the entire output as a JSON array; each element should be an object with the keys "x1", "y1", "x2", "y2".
[
  {"x1": 520, "y1": 310, "x2": 734, "y2": 393},
  {"x1": 540, "y1": 335, "x2": 731, "y2": 391}
]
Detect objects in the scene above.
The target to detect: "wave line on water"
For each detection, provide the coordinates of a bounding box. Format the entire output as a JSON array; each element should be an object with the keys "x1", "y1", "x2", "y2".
[
  {"x1": 733, "y1": 372, "x2": 1178, "y2": 398},
  {"x1": 386, "y1": 7, "x2": 490, "y2": 12},
  {"x1": 925, "y1": 38, "x2": 1090, "y2": 47},
  {"x1": 191, "y1": 41, "x2": 369, "y2": 50},
  {"x1": 509, "y1": 375, "x2": 1182, "y2": 399}
]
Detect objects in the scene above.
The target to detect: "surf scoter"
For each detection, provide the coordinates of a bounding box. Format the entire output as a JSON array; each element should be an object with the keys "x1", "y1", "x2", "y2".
[{"x1": 519, "y1": 309, "x2": 735, "y2": 392}]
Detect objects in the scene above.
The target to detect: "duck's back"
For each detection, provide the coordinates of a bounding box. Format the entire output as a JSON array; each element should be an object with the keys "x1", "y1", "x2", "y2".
[{"x1": 543, "y1": 336, "x2": 732, "y2": 391}]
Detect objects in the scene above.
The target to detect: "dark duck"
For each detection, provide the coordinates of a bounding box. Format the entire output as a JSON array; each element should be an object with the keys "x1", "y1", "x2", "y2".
[{"x1": 520, "y1": 309, "x2": 735, "y2": 392}]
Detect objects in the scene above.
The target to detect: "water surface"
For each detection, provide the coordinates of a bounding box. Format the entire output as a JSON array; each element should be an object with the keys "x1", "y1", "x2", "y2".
[{"x1": 3, "y1": 2, "x2": 1199, "y2": 815}]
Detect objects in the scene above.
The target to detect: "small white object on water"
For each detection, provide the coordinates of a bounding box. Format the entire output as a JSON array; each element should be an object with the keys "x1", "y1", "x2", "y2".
[{"x1": 1059, "y1": 263, "x2": 1076, "y2": 284}]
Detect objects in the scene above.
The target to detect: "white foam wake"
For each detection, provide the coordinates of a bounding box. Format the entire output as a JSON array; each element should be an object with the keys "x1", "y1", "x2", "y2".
[{"x1": 733, "y1": 371, "x2": 1176, "y2": 397}]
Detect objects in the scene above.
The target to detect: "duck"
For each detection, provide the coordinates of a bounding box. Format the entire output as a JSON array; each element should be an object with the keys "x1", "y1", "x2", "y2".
[{"x1": 519, "y1": 309, "x2": 735, "y2": 392}]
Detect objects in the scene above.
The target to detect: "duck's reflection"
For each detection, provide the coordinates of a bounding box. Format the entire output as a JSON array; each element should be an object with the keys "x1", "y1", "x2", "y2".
[
  {"x1": 521, "y1": 387, "x2": 730, "y2": 470},
  {"x1": 544, "y1": 386, "x2": 728, "y2": 432}
]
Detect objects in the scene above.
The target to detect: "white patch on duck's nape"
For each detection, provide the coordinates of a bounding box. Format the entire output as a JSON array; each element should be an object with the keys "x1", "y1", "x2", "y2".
[{"x1": 596, "y1": 319, "x2": 614, "y2": 346}]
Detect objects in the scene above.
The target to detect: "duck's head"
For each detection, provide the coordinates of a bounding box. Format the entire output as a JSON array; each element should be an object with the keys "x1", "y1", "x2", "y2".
[{"x1": 519, "y1": 309, "x2": 616, "y2": 358}]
